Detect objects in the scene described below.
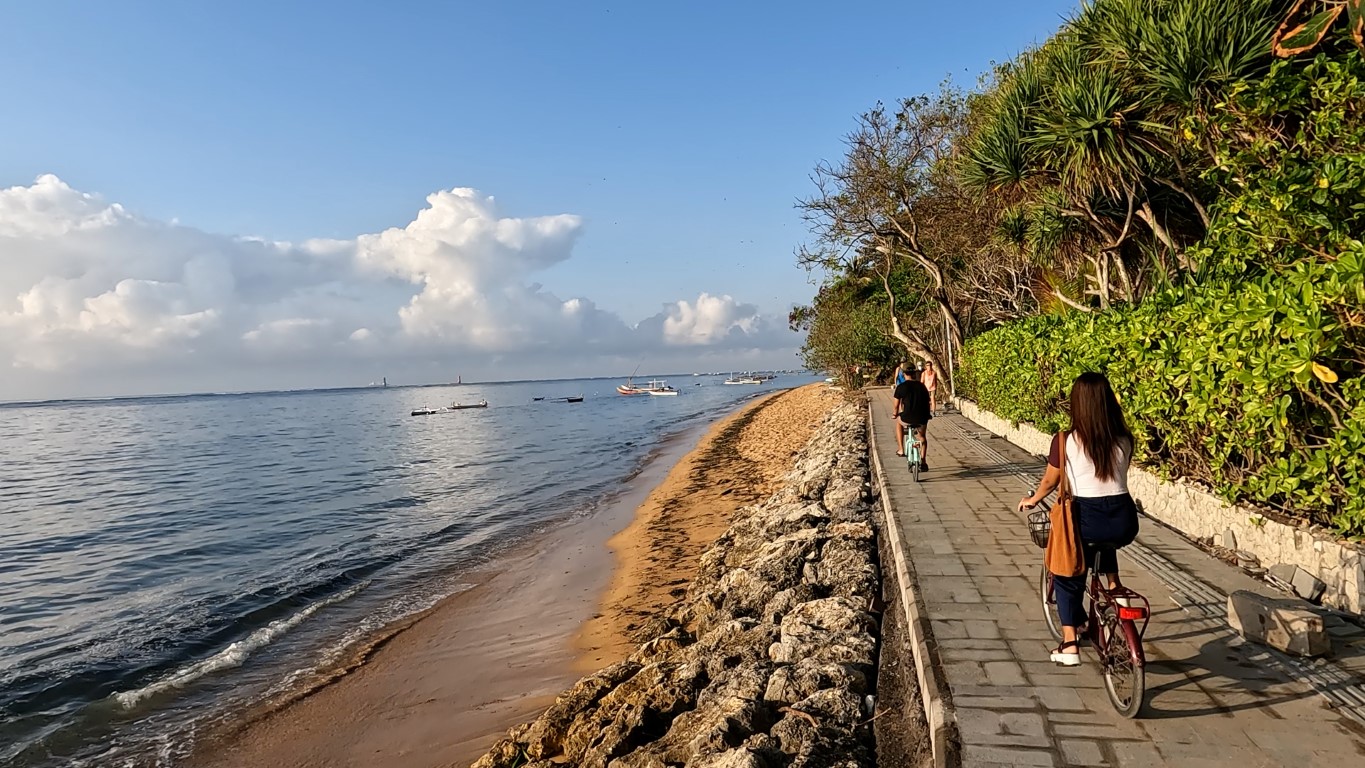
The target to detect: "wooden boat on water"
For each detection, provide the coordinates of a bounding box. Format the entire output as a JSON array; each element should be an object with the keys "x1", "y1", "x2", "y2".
[
  {"x1": 617, "y1": 378, "x2": 676, "y2": 396},
  {"x1": 411, "y1": 400, "x2": 488, "y2": 416}
]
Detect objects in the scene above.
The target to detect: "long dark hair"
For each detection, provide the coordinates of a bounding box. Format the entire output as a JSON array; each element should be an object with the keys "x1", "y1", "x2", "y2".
[{"x1": 1068, "y1": 372, "x2": 1132, "y2": 482}]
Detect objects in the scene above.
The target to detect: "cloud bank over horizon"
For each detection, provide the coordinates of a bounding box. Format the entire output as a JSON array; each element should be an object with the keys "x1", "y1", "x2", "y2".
[{"x1": 0, "y1": 176, "x2": 800, "y2": 399}]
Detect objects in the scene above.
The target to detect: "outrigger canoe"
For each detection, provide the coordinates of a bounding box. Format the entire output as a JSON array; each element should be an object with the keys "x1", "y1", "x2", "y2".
[{"x1": 411, "y1": 400, "x2": 489, "y2": 416}]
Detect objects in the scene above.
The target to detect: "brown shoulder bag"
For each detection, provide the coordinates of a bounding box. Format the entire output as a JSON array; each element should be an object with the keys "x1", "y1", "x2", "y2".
[{"x1": 1044, "y1": 431, "x2": 1085, "y2": 577}]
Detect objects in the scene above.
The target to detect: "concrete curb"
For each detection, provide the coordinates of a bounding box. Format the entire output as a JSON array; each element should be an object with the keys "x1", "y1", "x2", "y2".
[{"x1": 867, "y1": 401, "x2": 961, "y2": 768}]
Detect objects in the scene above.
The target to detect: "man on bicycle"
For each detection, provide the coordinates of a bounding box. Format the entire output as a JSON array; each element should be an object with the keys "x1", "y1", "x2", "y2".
[{"x1": 893, "y1": 365, "x2": 931, "y2": 471}]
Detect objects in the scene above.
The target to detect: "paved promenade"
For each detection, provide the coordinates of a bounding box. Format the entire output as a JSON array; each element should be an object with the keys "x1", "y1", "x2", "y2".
[{"x1": 868, "y1": 389, "x2": 1365, "y2": 767}]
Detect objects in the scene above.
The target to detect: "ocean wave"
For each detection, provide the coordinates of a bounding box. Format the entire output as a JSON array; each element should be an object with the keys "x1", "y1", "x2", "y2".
[{"x1": 111, "y1": 582, "x2": 367, "y2": 710}]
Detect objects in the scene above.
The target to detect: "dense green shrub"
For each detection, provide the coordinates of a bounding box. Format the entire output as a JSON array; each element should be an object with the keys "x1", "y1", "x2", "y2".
[{"x1": 959, "y1": 248, "x2": 1364, "y2": 533}]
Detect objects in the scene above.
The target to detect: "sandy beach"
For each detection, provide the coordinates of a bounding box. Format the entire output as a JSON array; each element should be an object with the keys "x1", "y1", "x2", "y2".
[{"x1": 188, "y1": 384, "x2": 836, "y2": 768}]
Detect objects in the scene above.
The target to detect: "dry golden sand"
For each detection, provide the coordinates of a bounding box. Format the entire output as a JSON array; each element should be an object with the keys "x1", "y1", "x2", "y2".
[
  {"x1": 574, "y1": 383, "x2": 840, "y2": 669},
  {"x1": 188, "y1": 384, "x2": 839, "y2": 768}
]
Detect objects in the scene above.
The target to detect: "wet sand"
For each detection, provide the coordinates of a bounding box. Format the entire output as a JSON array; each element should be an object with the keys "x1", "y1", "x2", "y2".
[{"x1": 189, "y1": 389, "x2": 824, "y2": 768}]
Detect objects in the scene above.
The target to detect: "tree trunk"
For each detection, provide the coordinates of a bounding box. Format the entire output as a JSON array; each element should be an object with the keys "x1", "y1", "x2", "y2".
[
  {"x1": 1053, "y1": 287, "x2": 1094, "y2": 313},
  {"x1": 880, "y1": 268, "x2": 947, "y2": 373},
  {"x1": 1137, "y1": 202, "x2": 1191, "y2": 273}
]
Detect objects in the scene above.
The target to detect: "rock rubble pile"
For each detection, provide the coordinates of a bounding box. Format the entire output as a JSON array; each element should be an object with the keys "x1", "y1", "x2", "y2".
[{"x1": 472, "y1": 400, "x2": 878, "y2": 768}]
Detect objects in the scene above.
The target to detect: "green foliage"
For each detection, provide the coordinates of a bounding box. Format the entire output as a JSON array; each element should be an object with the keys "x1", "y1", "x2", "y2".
[
  {"x1": 960, "y1": 248, "x2": 1364, "y2": 533},
  {"x1": 1189, "y1": 51, "x2": 1365, "y2": 276},
  {"x1": 791, "y1": 274, "x2": 903, "y2": 385}
]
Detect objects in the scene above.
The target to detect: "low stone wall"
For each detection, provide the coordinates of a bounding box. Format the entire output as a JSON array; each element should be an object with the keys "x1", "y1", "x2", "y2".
[
  {"x1": 472, "y1": 401, "x2": 885, "y2": 768},
  {"x1": 954, "y1": 397, "x2": 1365, "y2": 616}
]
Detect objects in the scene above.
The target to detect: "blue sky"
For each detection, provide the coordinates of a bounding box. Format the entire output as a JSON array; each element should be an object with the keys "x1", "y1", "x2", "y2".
[{"x1": 0, "y1": 1, "x2": 1078, "y2": 397}]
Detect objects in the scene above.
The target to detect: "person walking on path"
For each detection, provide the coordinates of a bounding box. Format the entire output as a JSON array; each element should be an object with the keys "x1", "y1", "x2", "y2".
[
  {"x1": 1017, "y1": 372, "x2": 1139, "y2": 666},
  {"x1": 893, "y1": 366, "x2": 932, "y2": 471},
  {"x1": 922, "y1": 361, "x2": 939, "y2": 415},
  {"x1": 893, "y1": 361, "x2": 910, "y2": 386}
]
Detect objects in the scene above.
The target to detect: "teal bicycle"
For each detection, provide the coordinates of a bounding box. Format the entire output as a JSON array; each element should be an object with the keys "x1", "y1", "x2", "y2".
[{"x1": 904, "y1": 426, "x2": 925, "y2": 482}]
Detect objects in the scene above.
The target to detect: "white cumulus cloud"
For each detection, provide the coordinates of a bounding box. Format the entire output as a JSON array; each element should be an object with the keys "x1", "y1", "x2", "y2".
[{"x1": 0, "y1": 176, "x2": 798, "y2": 399}]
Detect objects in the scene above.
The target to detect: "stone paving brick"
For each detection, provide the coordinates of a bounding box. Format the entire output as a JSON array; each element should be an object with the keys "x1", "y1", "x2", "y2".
[
  {"x1": 931, "y1": 619, "x2": 967, "y2": 639},
  {"x1": 945, "y1": 648, "x2": 1018, "y2": 663},
  {"x1": 983, "y1": 660, "x2": 1028, "y2": 686},
  {"x1": 963, "y1": 619, "x2": 1003, "y2": 638},
  {"x1": 1111, "y1": 742, "x2": 1165, "y2": 767},
  {"x1": 962, "y1": 745, "x2": 1058, "y2": 766},
  {"x1": 1060, "y1": 739, "x2": 1108, "y2": 766},
  {"x1": 945, "y1": 661, "x2": 990, "y2": 686},
  {"x1": 1030, "y1": 686, "x2": 1088, "y2": 712},
  {"x1": 952, "y1": 694, "x2": 1039, "y2": 710},
  {"x1": 1054, "y1": 723, "x2": 1130, "y2": 739},
  {"x1": 939, "y1": 637, "x2": 1012, "y2": 651},
  {"x1": 869, "y1": 393, "x2": 1365, "y2": 768}
]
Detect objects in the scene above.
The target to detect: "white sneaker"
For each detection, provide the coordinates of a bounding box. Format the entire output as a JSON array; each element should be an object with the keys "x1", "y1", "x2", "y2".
[{"x1": 1050, "y1": 643, "x2": 1081, "y2": 666}]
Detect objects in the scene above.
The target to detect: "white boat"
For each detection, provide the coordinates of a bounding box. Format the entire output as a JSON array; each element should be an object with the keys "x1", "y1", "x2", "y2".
[
  {"x1": 644, "y1": 379, "x2": 678, "y2": 395},
  {"x1": 724, "y1": 374, "x2": 762, "y2": 385},
  {"x1": 619, "y1": 377, "x2": 677, "y2": 396}
]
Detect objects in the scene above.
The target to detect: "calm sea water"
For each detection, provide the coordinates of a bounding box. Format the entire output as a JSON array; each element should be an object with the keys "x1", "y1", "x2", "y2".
[{"x1": 0, "y1": 374, "x2": 812, "y2": 767}]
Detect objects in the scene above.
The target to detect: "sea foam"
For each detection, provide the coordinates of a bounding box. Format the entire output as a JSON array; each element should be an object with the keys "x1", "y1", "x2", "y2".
[{"x1": 112, "y1": 583, "x2": 366, "y2": 709}]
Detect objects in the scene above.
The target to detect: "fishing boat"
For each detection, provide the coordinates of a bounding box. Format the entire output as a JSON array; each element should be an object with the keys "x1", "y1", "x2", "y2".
[
  {"x1": 410, "y1": 400, "x2": 488, "y2": 416},
  {"x1": 724, "y1": 373, "x2": 762, "y2": 385},
  {"x1": 565, "y1": 395, "x2": 584, "y2": 403},
  {"x1": 617, "y1": 378, "x2": 676, "y2": 396}
]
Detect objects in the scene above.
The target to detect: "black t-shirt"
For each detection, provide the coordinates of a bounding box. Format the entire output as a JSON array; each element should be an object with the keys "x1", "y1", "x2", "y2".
[{"x1": 893, "y1": 380, "x2": 931, "y2": 425}]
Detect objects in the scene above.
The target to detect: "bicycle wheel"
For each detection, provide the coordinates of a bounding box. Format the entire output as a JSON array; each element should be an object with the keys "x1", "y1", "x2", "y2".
[
  {"x1": 1101, "y1": 612, "x2": 1145, "y2": 718},
  {"x1": 1040, "y1": 565, "x2": 1064, "y2": 642}
]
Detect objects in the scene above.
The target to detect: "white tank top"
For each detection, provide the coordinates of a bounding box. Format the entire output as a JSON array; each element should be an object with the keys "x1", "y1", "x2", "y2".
[{"x1": 1064, "y1": 434, "x2": 1131, "y2": 498}]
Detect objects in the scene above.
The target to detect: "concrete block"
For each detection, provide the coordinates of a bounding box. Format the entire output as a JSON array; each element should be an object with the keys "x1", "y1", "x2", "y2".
[
  {"x1": 1290, "y1": 566, "x2": 1327, "y2": 604},
  {"x1": 1227, "y1": 590, "x2": 1330, "y2": 657},
  {"x1": 1269, "y1": 563, "x2": 1296, "y2": 584},
  {"x1": 1269, "y1": 564, "x2": 1328, "y2": 603}
]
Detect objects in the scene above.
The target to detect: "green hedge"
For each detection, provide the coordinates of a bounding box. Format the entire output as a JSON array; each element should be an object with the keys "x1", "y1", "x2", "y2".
[{"x1": 959, "y1": 246, "x2": 1365, "y2": 535}]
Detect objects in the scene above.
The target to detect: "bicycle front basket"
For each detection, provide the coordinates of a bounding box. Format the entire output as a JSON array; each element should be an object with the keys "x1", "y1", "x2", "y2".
[{"x1": 1027, "y1": 509, "x2": 1050, "y2": 549}]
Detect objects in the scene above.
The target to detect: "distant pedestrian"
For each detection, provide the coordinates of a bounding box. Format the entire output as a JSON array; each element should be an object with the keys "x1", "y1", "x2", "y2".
[
  {"x1": 922, "y1": 361, "x2": 939, "y2": 415},
  {"x1": 894, "y1": 361, "x2": 910, "y2": 386}
]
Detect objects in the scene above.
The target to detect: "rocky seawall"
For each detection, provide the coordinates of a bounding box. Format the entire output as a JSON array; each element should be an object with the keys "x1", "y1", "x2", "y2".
[{"x1": 472, "y1": 399, "x2": 882, "y2": 768}]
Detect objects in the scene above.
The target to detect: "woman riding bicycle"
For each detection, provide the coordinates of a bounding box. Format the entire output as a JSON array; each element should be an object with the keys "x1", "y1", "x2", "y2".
[{"x1": 1018, "y1": 372, "x2": 1139, "y2": 666}]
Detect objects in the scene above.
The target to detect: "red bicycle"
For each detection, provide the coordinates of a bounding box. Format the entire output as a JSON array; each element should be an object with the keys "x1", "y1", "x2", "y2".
[{"x1": 1030, "y1": 508, "x2": 1150, "y2": 717}]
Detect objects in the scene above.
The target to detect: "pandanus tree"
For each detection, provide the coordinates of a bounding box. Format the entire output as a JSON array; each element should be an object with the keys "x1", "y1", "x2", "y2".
[{"x1": 960, "y1": 0, "x2": 1289, "y2": 307}]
